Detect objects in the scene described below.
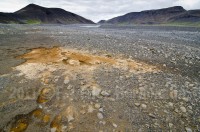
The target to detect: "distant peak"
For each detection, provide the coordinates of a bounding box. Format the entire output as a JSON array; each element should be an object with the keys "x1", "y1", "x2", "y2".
[
  {"x1": 168, "y1": 6, "x2": 185, "y2": 10},
  {"x1": 140, "y1": 6, "x2": 186, "y2": 13},
  {"x1": 160, "y1": 6, "x2": 186, "y2": 11},
  {"x1": 25, "y1": 3, "x2": 43, "y2": 8}
]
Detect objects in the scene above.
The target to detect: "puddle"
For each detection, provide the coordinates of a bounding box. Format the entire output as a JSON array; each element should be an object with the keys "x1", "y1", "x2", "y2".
[{"x1": 80, "y1": 25, "x2": 100, "y2": 28}]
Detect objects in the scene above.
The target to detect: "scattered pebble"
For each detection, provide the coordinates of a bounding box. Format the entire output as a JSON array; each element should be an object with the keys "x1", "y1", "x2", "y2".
[
  {"x1": 99, "y1": 121, "x2": 106, "y2": 125},
  {"x1": 182, "y1": 97, "x2": 189, "y2": 102},
  {"x1": 174, "y1": 108, "x2": 179, "y2": 113},
  {"x1": 62, "y1": 126, "x2": 67, "y2": 131},
  {"x1": 64, "y1": 77, "x2": 70, "y2": 84},
  {"x1": 180, "y1": 106, "x2": 187, "y2": 113},
  {"x1": 88, "y1": 105, "x2": 95, "y2": 113},
  {"x1": 112, "y1": 123, "x2": 118, "y2": 128},
  {"x1": 39, "y1": 105, "x2": 43, "y2": 109},
  {"x1": 149, "y1": 113, "x2": 156, "y2": 118},
  {"x1": 67, "y1": 85, "x2": 73, "y2": 90},
  {"x1": 68, "y1": 59, "x2": 80, "y2": 66},
  {"x1": 185, "y1": 127, "x2": 192, "y2": 132},
  {"x1": 51, "y1": 128, "x2": 57, "y2": 132},
  {"x1": 99, "y1": 108, "x2": 104, "y2": 112},
  {"x1": 95, "y1": 103, "x2": 101, "y2": 109},
  {"x1": 168, "y1": 102, "x2": 173, "y2": 107},
  {"x1": 101, "y1": 90, "x2": 110, "y2": 97},
  {"x1": 169, "y1": 90, "x2": 178, "y2": 99},
  {"x1": 67, "y1": 115, "x2": 74, "y2": 122},
  {"x1": 97, "y1": 113, "x2": 104, "y2": 119},
  {"x1": 169, "y1": 123, "x2": 173, "y2": 128},
  {"x1": 80, "y1": 110, "x2": 86, "y2": 114},
  {"x1": 141, "y1": 104, "x2": 147, "y2": 109},
  {"x1": 134, "y1": 103, "x2": 140, "y2": 107},
  {"x1": 92, "y1": 86, "x2": 101, "y2": 96},
  {"x1": 187, "y1": 105, "x2": 192, "y2": 110}
]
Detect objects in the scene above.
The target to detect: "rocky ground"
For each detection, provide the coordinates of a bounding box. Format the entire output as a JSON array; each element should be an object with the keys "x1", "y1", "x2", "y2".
[{"x1": 0, "y1": 24, "x2": 200, "y2": 132}]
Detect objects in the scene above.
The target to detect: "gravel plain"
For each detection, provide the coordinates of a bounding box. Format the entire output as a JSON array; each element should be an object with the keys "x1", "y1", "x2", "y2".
[{"x1": 0, "y1": 24, "x2": 200, "y2": 131}]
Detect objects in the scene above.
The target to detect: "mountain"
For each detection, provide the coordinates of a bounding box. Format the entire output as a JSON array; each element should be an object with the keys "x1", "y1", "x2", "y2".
[
  {"x1": 0, "y1": 4, "x2": 94, "y2": 24},
  {"x1": 99, "y1": 6, "x2": 200, "y2": 26},
  {"x1": 98, "y1": 20, "x2": 106, "y2": 24}
]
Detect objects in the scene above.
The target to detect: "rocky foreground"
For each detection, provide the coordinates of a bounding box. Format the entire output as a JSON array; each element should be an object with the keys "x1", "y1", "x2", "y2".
[{"x1": 0, "y1": 24, "x2": 200, "y2": 131}]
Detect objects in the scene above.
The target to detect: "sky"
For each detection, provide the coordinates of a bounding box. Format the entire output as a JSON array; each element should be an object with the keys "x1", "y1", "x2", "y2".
[{"x1": 0, "y1": 0, "x2": 200, "y2": 22}]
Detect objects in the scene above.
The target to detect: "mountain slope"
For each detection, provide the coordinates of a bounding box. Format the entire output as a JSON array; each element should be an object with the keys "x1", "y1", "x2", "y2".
[
  {"x1": 0, "y1": 13, "x2": 20, "y2": 23},
  {"x1": 100, "y1": 6, "x2": 200, "y2": 25},
  {"x1": 0, "y1": 4, "x2": 94, "y2": 24}
]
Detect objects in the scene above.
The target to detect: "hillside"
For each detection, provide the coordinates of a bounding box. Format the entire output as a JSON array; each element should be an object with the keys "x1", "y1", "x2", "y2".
[
  {"x1": 99, "y1": 6, "x2": 200, "y2": 26},
  {"x1": 0, "y1": 4, "x2": 94, "y2": 24}
]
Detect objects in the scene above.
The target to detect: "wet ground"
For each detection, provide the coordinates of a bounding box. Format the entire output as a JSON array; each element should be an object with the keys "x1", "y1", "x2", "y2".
[{"x1": 0, "y1": 24, "x2": 200, "y2": 131}]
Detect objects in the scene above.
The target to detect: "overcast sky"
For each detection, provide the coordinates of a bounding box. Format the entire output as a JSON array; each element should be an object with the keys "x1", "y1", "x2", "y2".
[{"x1": 0, "y1": 0, "x2": 200, "y2": 22}]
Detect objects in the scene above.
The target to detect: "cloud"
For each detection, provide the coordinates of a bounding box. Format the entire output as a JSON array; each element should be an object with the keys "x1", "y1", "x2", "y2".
[
  {"x1": 173, "y1": 0, "x2": 200, "y2": 9},
  {"x1": 0, "y1": 0, "x2": 199, "y2": 22},
  {"x1": 0, "y1": 0, "x2": 29, "y2": 13}
]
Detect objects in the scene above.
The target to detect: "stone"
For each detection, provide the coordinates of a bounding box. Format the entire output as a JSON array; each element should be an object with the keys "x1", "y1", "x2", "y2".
[
  {"x1": 139, "y1": 87, "x2": 145, "y2": 92},
  {"x1": 62, "y1": 106, "x2": 76, "y2": 124},
  {"x1": 99, "y1": 108, "x2": 104, "y2": 112},
  {"x1": 169, "y1": 123, "x2": 173, "y2": 128},
  {"x1": 185, "y1": 127, "x2": 192, "y2": 132},
  {"x1": 68, "y1": 59, "x2": 80, "y2": 66},
  {"x1": 180, "y1": 106, "x2": 187, "y2": 113},
  {"x1": 113, "y1": 123, "x2": 118, "y2": 128},
  {"x1": 95, "y1": 104, "x2": 101, "y2": 109},
  {"x1": 64, "y1": 77, "x2": 70, "y2": 84},
  {"x1": 149, "y1": 113, "x2": 156, "y2": 118},
  {"x1": 188, "y1": 106, "x2": 192, "y2": 110},
  {"x1": 92, "y1": 86, "x2": 101, "y2": 96},
  {"x1": 134, "y1": 103, "x2": 140, "y2": 107},
  {"x1": 80, "y1": 110, "x2": 86, "y2": 114},
  {"x1": 138, "y1": 128, "x2": 143, "y2": 132},
  {"x1": 189, "y1": 84, "x2": 194, "y2": 87},
  {"x1": 188, "y1": 110, "x2": 193, "y2": 114},
  {"x1": 88, "y1": 105, "x2": 95, "y2": 113},
  {"x1": 97, "y1": 113, "x2": 104, "y2": 119},
  {"x1": 182, "y1": 97, "x2": 189, "y2": 102},
  {"x1": 99, "y1": 121, "x2": 106, "y2": 125},
  {"x1": 39, "y1": 105, "x2": 43, "y2": 109},
  {"x1": 67, "y1": 115, "x2": 74, "y2": 122},
  {"x1": 62, "y1": 126, "x2": 67, "y2": 131},
  {"x1": 169, "y1": 90, "x2": 178, "y2": 99},
  {"x1": 198, "y1": 117, "x2": 200, "y2": 123},
  {"x1": 54, "y1": 76, "x2": 59, "y2": 82},
  {"x1": 141, "y1": 104, "x2": 147, "y2": 109},
  {"x1": 174, "y1": 108, "x2": 179, "y2": 113},
  {"x1": 168, "y1": 102, "x2": 173, "y2": 107},
  {"x1": 51, "y1": 128, "x2": 57, "y2": 132},
  {"x1": 101, "y1": 90, "x2": 110, "y2": 97},
  {"x1": 67, "y1": 85, "x2": 73, "y2": 90}
]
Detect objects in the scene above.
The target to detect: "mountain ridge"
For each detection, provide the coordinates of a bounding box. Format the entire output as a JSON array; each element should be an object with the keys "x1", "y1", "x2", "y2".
[
  {"x1": 99, "y1": 6, "x2": 200, "y2": 26},
  {"x1": 0, "y1": 4, "x2": 94, "y2": 24}
]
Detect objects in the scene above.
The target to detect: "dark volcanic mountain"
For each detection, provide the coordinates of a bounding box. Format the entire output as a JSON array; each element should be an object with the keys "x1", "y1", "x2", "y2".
[
  {"x1": 99, "y1": 6, "x2": 200, "y2": 25},
  {"x1": 0, "y1": 4, "x2": 94, "y2": 24}
]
